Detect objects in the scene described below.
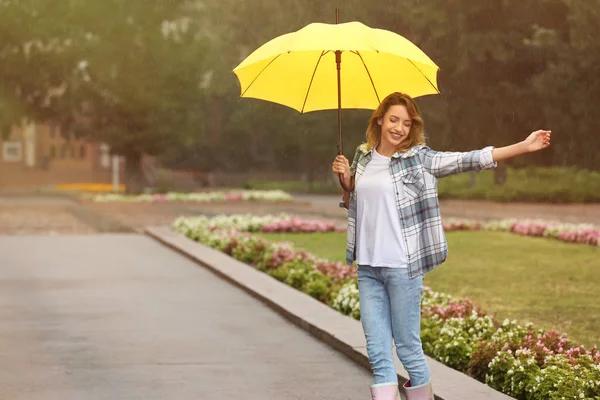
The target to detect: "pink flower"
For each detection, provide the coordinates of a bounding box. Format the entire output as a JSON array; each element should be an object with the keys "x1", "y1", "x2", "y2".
[
  {"x1": 557, "y1": 229, "x2": 600, "y2": 245},
  {"x1": 225, "y1": 192, "x2": 242, "y2": 201},
  {"x1": 259, "y1": 217, "x2": 338, "y2": 233},
  {"x1": 314, "y1": 261, "x2": 357, "y2": 281},
  {"x1": 510, "y1": 222, "x2": 546, "y2": 236}
]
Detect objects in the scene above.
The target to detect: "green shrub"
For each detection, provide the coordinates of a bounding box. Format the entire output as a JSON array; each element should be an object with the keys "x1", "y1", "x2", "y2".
[
  {"x1": 283, "y1": 260, "x2": 314, "y2": 289},
  {"x1": 437, "y1": 167, "x2": 600, "y2": 203},
  {"x1": 331, "y1": 280, "x2": 361, "y2": 320},
  {"x1": 421, "y1": 314, "x2": 444, "y2": 355},
  {"x1": 266, "y1": 264, "x2": 291, "y2": 282},
  {"x1": 305, "y1": 273, "x2": 333, "y2": 303},
  {"x1": 230, "y1": 235, "x2": 268, "y2": 264},
  {"x1": 487, "y1": 349, "x2": 539, "y2": 398}
]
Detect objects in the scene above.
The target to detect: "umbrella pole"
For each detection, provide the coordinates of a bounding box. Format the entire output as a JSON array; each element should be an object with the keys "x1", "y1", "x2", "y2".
[
  {"x1": 335, "y1": 9, "x2": 343, "y2": 157},
  {"x1": 335, "y1": 9, "x2": 351, "y2": 192},
  {"x1": 336, "y1": 51, "x2": 342, "y2": 157}
]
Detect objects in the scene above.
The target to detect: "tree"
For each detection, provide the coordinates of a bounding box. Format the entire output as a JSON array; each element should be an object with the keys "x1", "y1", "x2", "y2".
[
  {"x1": 529, "y1": 0, "x2": 600, "y2": 170},
  {"x1": 163, "y1": 0, "x2": 363, "y2": 180},
  {"x1": 1, "y1": 1, "x2": 210, "y2": 193},
  {"x1": 68, "y1": 1, "x2": 209, "y2": 192},
  {"x1": 0, "y1": 0, "x2": 86, "y2": 135}
]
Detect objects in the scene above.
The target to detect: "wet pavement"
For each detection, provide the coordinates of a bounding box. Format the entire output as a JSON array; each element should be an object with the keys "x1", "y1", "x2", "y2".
[{"x1": 0, "y1": 234, "x2": 372, "y2": 400}]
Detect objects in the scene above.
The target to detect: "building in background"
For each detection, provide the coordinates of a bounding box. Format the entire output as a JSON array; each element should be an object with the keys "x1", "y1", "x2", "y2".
[{"x1": 0, "y1": 121, "x2": 115, "y2": 190}]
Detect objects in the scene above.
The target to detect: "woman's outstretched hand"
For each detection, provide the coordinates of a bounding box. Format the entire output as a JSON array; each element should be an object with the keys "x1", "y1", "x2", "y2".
[
  {"x1": 332, "y1": 155, "x2": 351, "y2": 190},
  {"x1": 523, "y1": 130, "x2": 552, "y2": 152},
  {"x1": 492, "y1": 130, "x2": 553, "y2": 162}
]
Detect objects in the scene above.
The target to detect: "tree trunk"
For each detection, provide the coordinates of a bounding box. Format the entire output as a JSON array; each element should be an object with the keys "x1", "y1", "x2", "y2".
[
  {"x1": 124, "y1": 149, "x2": 147, "y2": 195},
  {"x1": 307, "y1": 154, "x2": 314, "y2": 193},
  {"x1": 494, "y1": 164, "x2": 507, "y2": 186},
  {"x1": 469, "y1": 171, "x2": 477, "y2": 189}
]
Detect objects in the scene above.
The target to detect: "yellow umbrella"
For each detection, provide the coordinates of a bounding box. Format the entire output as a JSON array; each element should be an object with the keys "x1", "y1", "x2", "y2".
[{"x1": 233, "y1": 14, "x2": 440, "y2": 180}]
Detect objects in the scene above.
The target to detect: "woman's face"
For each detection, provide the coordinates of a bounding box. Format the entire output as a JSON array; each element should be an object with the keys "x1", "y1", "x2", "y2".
[{"x1": 377, "y1": 104, "x2": 412, "y2": 149}]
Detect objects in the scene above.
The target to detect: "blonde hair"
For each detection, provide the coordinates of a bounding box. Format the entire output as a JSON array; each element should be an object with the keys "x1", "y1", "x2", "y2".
[{"x1": 364, "y1": 92, "x2": 426, "y2": 153}]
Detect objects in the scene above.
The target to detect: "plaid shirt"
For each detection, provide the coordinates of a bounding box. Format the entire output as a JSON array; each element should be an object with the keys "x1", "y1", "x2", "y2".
[{"x1": 341, "y1": 144, "x2": 497, "y2": 278}]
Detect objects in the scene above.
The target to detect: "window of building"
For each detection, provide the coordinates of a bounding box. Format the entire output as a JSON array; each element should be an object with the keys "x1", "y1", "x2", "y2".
[
  {"x1": 80, "y1": 144, "x2": 86, "y2": 160},
  {"x1": 50, "y1": 145, "x2": 56, "y2": 158},
  {"x1": 70, "y1": 144, "x2": 75, "y2": 158},
  {"x1": 60, "y1": 144, "x2": 66, "y2": 159},
  {"x1": 49, "y1": 125, "x2": 56, "y2": 138},
  {"x1": 2, "y1": 141, "x2": 22, "y2": 162}
]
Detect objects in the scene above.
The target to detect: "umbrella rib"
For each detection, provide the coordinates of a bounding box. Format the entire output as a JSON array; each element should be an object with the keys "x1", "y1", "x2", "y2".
[
  {"x1": 407, "y1": 59, "x2": 440, "y2": 94},
  {"x1": 356, "y1": 51, "x2": 381, "y2": 105},
  {"x1": 300, "y1": 50, "x2": 327, "y2": 114},
  {"x1": 240, "y1": 54, "x2": 282, "y2": 97}
]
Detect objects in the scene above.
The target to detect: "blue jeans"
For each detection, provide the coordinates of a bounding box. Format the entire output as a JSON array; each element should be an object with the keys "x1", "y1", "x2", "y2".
[{"x1": 358, "y1": 265, "x2": 430, "y2": 386}]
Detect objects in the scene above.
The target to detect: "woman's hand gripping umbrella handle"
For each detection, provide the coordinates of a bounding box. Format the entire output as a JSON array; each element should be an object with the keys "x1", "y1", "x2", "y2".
[{"x1": 333, "y1": 154, "x2": 353, "y2": 192}]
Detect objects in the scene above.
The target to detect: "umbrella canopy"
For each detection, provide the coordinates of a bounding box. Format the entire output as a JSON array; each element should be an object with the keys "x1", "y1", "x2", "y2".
[{"x1": 233, "y1": 21, "x2": 440, "y2": 113}]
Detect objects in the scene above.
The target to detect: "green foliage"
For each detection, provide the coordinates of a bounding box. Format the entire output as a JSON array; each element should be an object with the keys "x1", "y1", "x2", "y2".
[
  {"x1": 487, "y1": 349, "x2": 540, "y2": 398},
  {"x1": 331, "y1": 280, "x2": 361, "y2": 320},
  {"x1": 266, "y1": 264, "x2": 291, "y2": 282},
  {"x1": 230, "y1": 235, "x2": 269, "y2": 264},
  {"x1": 429, "y1": 313, "x2": 497, "y2": 372},
  {"x1": 304, "y1": 273, "x2": 334, "y2": 303},
  {"x1": 277, "y1": 259, "x2": 334, "y2": 303},
  {"x1": 1, "y1": 0, "x2": 208, "y2": 192},
  {"x1": 528, "y1": 0, "x2": 600, "y2": 170},
  {"x1": 437, "y1": 167, "x2": 600, "y2": 203},
  {"x1": 487, "y1": 351, "x2": 600, "y2": 399},
  {"x1": 2, "y1": 0, "x2": 598, "y2": 191},
  {"x1": 421, "y1": 315, "x2": 444, "y2": 355},
  {"x1": 283, "y1": 259, "x2": 313, "y2": 289}
]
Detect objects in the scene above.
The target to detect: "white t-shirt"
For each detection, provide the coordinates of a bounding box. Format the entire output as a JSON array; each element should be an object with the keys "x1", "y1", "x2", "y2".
[{"x1": 355, "y1": 148, "x2": 408, "y2": 268}]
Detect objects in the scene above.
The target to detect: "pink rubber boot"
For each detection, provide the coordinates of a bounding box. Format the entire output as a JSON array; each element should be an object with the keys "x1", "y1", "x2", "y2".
[
  {"x1": 402, "y1": 380, "x2": 434, "y2": 400},
  {"x1": 370, "y1": 383, "x2": 401, "y2": 400}
]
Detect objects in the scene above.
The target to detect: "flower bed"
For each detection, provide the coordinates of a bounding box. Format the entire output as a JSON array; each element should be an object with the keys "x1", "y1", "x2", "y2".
[
  {"x1": 87, "y1": 190, "x2": 294, "y2": 203},
  {"x1": 172, "y1": 215, "x2": 600, "y2": 399},
  {"x1": 173, "y1": 214, "x2": 344, "y2": 233},
  {"x1": 444, "y1": 218, "x2": 600, "y2": 247}
]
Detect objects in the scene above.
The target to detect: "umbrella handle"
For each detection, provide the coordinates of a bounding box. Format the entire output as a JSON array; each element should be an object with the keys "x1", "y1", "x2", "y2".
[
  {"x1": 336, "y1": 143, "x2": 352, "y2": 192},
  {"x1": 335, "y1": 9, "x2": 351, "y2": 193}
]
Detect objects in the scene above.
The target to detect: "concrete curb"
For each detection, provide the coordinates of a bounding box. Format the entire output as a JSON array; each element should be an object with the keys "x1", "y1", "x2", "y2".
[{"x1": 145, "y1": 226, "x2": 513, "y2": 400}]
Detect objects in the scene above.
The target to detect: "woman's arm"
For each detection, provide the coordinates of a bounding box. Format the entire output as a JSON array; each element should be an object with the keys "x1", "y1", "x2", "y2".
[
  {"x1": 334, "y1": 147, "x2": 361, "y2": 209},
  {"x1": 492, "y1": 130, "x2": 552, "y2": 162},
  {"x1": 340, "y1": 176, "x2": 355, "y2": 209},
  {"x1": 421, "y1": 130, "x2": 552, "y2": 179},
  {"x1": 420, "y1": 147, "x2": 497, "y2": 179}
]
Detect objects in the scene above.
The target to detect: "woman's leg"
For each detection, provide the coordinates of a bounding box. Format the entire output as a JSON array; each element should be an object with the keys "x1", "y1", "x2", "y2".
[
  {"x1": 357, "y1": 265, "x2": 398, "y2": 385},
  {"x1": 384, "y1": 268, "x2": 431, "y2": 386}
]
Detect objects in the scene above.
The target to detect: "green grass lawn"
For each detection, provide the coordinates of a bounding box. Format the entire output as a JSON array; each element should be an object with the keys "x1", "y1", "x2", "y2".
[{"x1": 255, "y1": 231, "x2": 600, "y2": 348}]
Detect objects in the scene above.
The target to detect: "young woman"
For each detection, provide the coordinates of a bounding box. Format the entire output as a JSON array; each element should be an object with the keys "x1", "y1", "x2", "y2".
[{"x1": 331, "y1": 92, "x2": 551, "y2": 400}]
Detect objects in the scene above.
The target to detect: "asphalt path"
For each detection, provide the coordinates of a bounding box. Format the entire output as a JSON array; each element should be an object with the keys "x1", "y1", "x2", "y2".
[{"x1": 0, "y1": 235, "x2": 372, "y2": 400}]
